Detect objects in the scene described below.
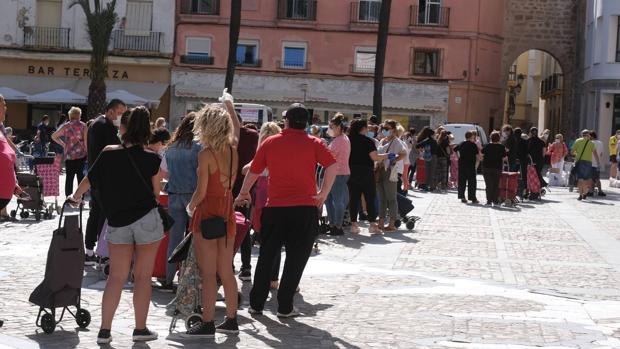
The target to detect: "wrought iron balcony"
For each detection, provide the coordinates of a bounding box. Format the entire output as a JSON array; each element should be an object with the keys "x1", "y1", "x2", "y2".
[
  {"x1": 350, "y1": 1, "x2": 381, "y2": 24},
  {"x1": 112, "y1": 30, "x2": 162, "y2": 52},
  {"x1": 237, "y1": 59, "x2": 262, "y2": 68},
  {"x1": 181, "y1": 55, "x2": 215, "y2": 65},
  {"x1": 540, "y1": 73, "x2": 563, "y2": 99},
  {"x1": 350, "y1": 64, "x2": 375, "y2": 74},
  {"x1": 277, "y1": 60, "x2": 311, "y2": 70},
  {"x1": 410, "y1": 5, "x2": 450, "y2": 27},
  {"x1": 180, "y1": 0, "x2": 220, "y2": 15},
  {"x1": 277, "y1": 0, "x2": 317, "y2": 21},
  {"x1": 23, "y1": 26, "x2": 71, "y2": 49}
]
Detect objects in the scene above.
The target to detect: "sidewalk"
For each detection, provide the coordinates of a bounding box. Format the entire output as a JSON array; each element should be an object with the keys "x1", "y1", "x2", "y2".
[{"x1": 1, "y1": 176, "x2": 620, "y2": 348}]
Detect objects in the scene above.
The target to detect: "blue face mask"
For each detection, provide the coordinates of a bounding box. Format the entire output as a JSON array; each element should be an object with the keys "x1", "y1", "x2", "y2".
[
  {"x1": 367, "y1": 131, "x2": 375, "y2": 138},
  {"x1": 382, "y1": 129, "x2": 390, "y2": 138}
]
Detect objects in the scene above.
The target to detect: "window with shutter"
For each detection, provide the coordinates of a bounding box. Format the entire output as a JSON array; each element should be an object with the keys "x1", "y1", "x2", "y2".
[
  {"x1": 355, "y1": 48, "x2": 376, "y2": 72},
  {"x1": 125, "y1": 0, "x2": 153, "y2": 36},
  {"x1": 186, "y1": 37, "x2": 211, "y2": 56}
]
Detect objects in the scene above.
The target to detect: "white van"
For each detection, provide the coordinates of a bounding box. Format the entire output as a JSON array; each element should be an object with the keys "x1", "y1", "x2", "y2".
[
  {"x1": 234, "y1": 103, "x2": 273, "y2": 126},
  {"x1": 443, "y1": 123, "x2": 489, "y2": 146}
]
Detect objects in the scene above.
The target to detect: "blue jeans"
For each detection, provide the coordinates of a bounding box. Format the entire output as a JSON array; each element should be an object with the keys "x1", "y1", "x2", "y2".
[
  {"x1": 326, "y1": 175, "x2": 349, "y2": 227},
  {"x1": 166, "y1": 193, "x2": 192, "y2": 283}
]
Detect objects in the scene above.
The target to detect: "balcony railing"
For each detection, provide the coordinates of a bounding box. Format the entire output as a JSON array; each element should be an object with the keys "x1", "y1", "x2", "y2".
[
  {"x1": 237, "y1": 59, "x2": 262, "y2": 68},
  {"x1": 112, "y1": 30, "x2": 162, "y2": 52},
  {"x1": 277, "y1": 0, "x2": 317, "y2": 21},
  {"x1": 350, "y1": 64, "x2": 375, "y2": 74},
  {"x1": 23, "y1": 26, "x2": 71, "y2": 49},
  {"x1": 540, "y1": 73, "x2": 563, "y2": 98},
  {"x1": 277, "y1": 60, "x2": 311, "y2": 70},
  {"x1": 350, "y1": 1, "x2": 380, "y2": 24},
  {"x1": 181, "y1": 55, "x2": 215, "y2": 65},
  {"x1": 409, "y1": 5, "x2": 450, "y2": 27},
  {"x1": 180, "y1": 0, "x2": 220, "y2": 15}
]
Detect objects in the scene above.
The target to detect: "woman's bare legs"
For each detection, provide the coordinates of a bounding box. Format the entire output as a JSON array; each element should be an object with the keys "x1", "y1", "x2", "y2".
[
  {"x1": 216, "y1": 236, "x2": 238, "y2": 318},
  {"x1": 193, "y1": 233, "x2": 219, "y2": 322},
  {"x1": 132, "y1": 241, "x2": 161, "y2": 329},
  {"x1": 101, "y1": 244, "x2": 133, "y2": 330}
]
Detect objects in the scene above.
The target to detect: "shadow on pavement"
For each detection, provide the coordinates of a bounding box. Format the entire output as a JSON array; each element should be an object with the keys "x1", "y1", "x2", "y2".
[{"x1": 26, "y1": 328, "x2": 82, "y2": 349}]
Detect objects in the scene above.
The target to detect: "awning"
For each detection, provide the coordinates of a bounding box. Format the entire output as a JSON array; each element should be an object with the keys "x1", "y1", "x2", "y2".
[
  {"x1": 0, "y1": 87, "x2": 29, "y2": 101},
  {"x1": 107, "y1": 89, "x2": 148, "y2": 106},
  {"x1": 0, "y1": 75, "x2": 168, "y2": 107},
  {"x1": 174, "y1": 86, "x2": 304, "y2": 103},
  {"x1": 29, "y1": 89, "x2": 87, "y2": 104}
]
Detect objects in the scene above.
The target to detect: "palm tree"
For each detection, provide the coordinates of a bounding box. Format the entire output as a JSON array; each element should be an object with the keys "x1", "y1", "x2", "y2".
[
  {"x1": 69, "y1": 0, "x2": 118, "y2": 119},
  {"x1": 225, "y1": 0, "x2": 242, "y2": 93},
  {"x1": 372, "y1": 0, "x2": 392, "y2": 121}
]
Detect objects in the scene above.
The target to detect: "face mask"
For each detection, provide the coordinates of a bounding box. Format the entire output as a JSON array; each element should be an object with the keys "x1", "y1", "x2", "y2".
[
  {"x1": 542, "y1": 134, "x2": 549, "y2": 140},
  {"x1": 367, "y1": 131, "x2": 375, "y2": 138},
  {"x1": 43, "y1": 122, "x2": 49, "y2": 126},
  {"x1": 112, "y1": 118, "x2": 121, "y2": 127},
  {"x1": 382, "y1": 129, "x2": 390, "y2": 138},
  {"x1": 327, "y1": 128, "x2": 335, "y2": 138},
  {"x1": 555, "y1": 139, "x2": 560, "y2": 143},
  {"x1": 502, "y1": 132, "x2": 509, "y2": 138}
]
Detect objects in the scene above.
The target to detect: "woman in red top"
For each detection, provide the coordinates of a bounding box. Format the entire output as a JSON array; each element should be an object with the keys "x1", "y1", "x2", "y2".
[
  {"x1": 0, "y1": 95, "x2": 22, "y2": 215},
  {"x1": 547, "y1": 133, "x2": 569, "y2": 174},
  {"x1": 183, "y1": 89, "x2": 241, "y2": 338}
]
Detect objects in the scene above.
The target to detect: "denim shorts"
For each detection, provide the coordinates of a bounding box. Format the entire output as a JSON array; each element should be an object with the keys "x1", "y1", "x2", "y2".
[
  {"x1": 574, "y1": 160, "x2": 592, "y2": 180},
  {"x1": 107, "y1": 208, "x2": 164, "y2": 245}
]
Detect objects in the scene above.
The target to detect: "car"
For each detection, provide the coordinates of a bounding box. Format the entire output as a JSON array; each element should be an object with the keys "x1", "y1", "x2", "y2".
[
  {"x1": 233, "y1": 103, "x2": 273, "y2": 126},
  {"x1": 442, "y1": 123, "x2": 489, "y2": 146}
]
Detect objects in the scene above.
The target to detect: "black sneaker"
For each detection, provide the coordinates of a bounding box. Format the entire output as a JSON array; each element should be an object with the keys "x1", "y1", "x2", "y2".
[
  {"x1": 181, "y1": 321, "x2": 215, "y2": 338},
  {"x1": 471, "y1": 199, "x2": 480, "y2": 204},
  {"x1": 216, "y1": 317, "x2": 239, "y2": 334},
  {"x1": 577, "y1": 195, "x2": 583, "y2": 201},
  {"x1": 97, "y1": 329, "x2": 112, "y2": 344},
  {"x1": 132, "y1": 328, "x2": 158, "y2": 342},
  {"x1": 239, "y1": 269, "x2": 252, "y2": 282},
  {"x1": 599, "y1": 191, "x2": 607, "y2": 197},
  {"x1": 587, "y1": 192, "x2": 594, "y2": 197},
  {"x1": 460, "y1": 198, "x2": 467, "y2": 203},
  {"x1": 85, "y1": 254, "x2": 97, "y2": 266},
  {"x1": 328, "y1": 227, "x2": 344, "y2": 236}
]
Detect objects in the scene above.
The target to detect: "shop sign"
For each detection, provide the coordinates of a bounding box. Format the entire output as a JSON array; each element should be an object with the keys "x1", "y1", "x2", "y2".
[{"x1": 27, "y1": 65, "x2": 129, "y2": 79}]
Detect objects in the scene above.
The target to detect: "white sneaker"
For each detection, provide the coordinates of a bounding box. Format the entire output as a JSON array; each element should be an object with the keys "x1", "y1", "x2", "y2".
[{"x1": 277, "y1": 307, "x2": 301, "y2": 318}]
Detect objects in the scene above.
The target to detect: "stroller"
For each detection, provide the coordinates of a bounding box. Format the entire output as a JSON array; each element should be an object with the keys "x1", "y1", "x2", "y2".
[
  {"x1": 10, "y1": 172, "x2": 52, "y2": 221},
  {"x1": 394, "y1": 193, "x2": 421, "y2": 231},
  {"x1": 29, "y1": 202, "x2": 91, "y2": 334},
  {"x1": 168, "y1": 209, "x2": 250, "y2": 332}
]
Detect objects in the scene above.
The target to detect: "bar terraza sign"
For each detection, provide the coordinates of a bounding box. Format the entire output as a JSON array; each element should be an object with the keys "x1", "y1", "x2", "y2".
[{"x1": 27, "y1": 65, "x2": 129, "y2": 79}]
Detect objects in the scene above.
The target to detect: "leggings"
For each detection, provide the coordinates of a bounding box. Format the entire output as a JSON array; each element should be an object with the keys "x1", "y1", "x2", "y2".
[
  {"x1": 348, "y1": 167, "x2": 377, "y2": 223},
  {"x1": 0, "y1": 198, "x2": 10, "y2": 211}
]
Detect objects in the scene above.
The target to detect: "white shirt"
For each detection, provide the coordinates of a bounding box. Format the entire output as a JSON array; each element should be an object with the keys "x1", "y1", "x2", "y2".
[
  {"x1": 378, "y1": 137, "x2": 407, "y2": 171},
  {"x1": 592, "y1": 140, "x2": 604, "y2": 168}
]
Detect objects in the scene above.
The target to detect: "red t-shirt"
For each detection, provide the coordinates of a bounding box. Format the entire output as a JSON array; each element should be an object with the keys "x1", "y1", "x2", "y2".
[{"x1": 250, "y1": 128, "x2": 336, "y2": 207}]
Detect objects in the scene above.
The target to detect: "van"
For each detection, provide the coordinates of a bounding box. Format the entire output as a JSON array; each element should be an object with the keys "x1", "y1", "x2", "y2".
[
  {"x1": 234, "y1": 103, "x2": 273, "y2": 126},
  {"x1": 442, "y1": 124, "x2": 489, "y2": 146}
]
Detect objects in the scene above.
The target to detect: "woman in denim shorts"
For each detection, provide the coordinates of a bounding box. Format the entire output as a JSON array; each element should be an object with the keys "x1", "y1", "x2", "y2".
[{"x1": 71, "y1": 106, "x2": 163, "y2": 344}]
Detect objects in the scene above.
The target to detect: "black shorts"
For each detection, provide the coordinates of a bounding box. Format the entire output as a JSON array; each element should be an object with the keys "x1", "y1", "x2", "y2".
[{"x1": 611, "y1": 155, "x2": 618, "y2": 163}]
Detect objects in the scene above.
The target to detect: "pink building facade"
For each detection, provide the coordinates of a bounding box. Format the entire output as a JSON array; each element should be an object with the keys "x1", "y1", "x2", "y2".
[{"x1": 170, "y1": 0, "x2": 505, "y2": 130}]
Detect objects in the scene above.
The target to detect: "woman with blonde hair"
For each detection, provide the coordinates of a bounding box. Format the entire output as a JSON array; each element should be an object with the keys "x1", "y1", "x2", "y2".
[
  {"x1": 52, "y1": 106, "x2": 87, "y2": 197},
  {"x1": 183, "y1": 89, "x2": 241, "y2": 337}
]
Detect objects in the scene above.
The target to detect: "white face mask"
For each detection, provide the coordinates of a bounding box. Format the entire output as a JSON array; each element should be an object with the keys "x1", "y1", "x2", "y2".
[
  {"x1": 112, "y1": 118, "x2": 121, "y2": 127},
  {"x1": 327, "y1": 128, "x2": 335, "y2": 138}
]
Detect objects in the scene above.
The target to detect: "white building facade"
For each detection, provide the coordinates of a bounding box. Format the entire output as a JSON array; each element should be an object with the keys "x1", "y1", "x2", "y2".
[
  {"x1": 581, "y1": 0, "x2": 620, "y2": 162},
  {"x1": 0, "y1": 0, "x2": 174, "y2": 131}
]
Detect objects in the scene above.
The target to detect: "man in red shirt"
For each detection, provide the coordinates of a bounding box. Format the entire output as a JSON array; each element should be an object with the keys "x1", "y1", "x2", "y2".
[{"x1": 235, "y1": 103, "x2": 337, "y2": 317}]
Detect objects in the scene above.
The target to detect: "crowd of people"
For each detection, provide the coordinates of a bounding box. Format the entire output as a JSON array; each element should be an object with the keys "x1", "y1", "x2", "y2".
[{"x1": 2, "y1": 88, "x2": 620, "y2": 343}]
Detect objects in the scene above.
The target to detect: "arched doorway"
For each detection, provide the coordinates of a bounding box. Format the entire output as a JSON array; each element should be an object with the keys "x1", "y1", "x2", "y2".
[{"x1": 504, "y1": 50, "x2": 563, "y2": 134}]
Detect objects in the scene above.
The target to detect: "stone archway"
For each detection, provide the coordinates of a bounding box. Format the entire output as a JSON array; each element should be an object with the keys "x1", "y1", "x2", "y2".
[{"x1": 501, "y1": 0, "x2": 580, "y2": 133}]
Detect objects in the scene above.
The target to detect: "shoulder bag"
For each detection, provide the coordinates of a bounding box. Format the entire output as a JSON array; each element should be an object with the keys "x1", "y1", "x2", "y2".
[
  {"x1": 569, "y1": 139, "x2": 589, "y2": 185},
  {"x1": 200, "y1": 146, "x2": 233, "y2": 240},
  {"x1": 123, "y1": 145, "x2": 175, "y2": 231}
]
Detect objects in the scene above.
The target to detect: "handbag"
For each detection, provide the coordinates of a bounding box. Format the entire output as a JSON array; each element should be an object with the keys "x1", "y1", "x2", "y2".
[
  {"x1": 569, "y1": 139, "x2": 589, "y2": 182},
  {"x1": 200, "y1": 146, "x2": 233, "y2": 240},
  {"x1": 123, "y1": 145, "x2": 175, "y2": 231},
  {"x1": 168, "y1": 230, "x2": 192, "y2": 263}
]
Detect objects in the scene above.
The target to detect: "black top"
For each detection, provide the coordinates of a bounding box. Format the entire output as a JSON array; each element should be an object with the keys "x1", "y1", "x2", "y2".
[
  {"x1": 349, "y1": 133, "x2": 377, "y2": 170},
  {"x1": 503, "y1": 135, "x2": 517, "y2": 164},
  {"x1": 516, "y1": 136, "x2": 528, "y2": 162},
  {"x1": 88, "y1": 145, "x2": 161, "y2": 227},
  {"x1": 37, "y1": 123, "x2": 53, "y2": 144},
  {"x1": 416, "y1": 137, "x2": 440, "y2": 156},
  {"x1": 482, "y1": 143, "x2": 506, "y2": 170},
  {"x1": 455, "y1": 141, "x2": 479, "y2": 167},
  {"x1": 527, "y1": 136, "x2": 546, "y2": 163},
  {"x1": 437, "y1": 138, "x2": 451, "y2": 158},
  {"x1": 87, "y1": 115, "x2": 120, "y2": 167}
]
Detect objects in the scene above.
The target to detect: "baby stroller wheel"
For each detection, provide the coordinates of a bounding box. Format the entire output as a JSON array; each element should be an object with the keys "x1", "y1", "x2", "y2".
[
  {"x1": 406, "y1": 220, "x2": 415, "y2": 230},
  {"x1": 20, "y1": 211, "x2": 29, "y2": 219},
  {"x1": 402, "y1": 216, "x2": 410, "y2": 223},
  {"x1": 10, "y1": 210, "x2": 16, "y2": 219},
  {"x1": 185, "y1": 313, "x2": 203, "y2": 331},
  {"x1": 75, "y1": 309, "x2": 91, "y2": 328},
  {"x1": 541, "y1": 188, "x2": 547, "y2": 196},
  {"x1": 41, "y1": 313, "x2": 55, "y2": 334},
  {"x1": 103, "y1": 263, "x2": 110, "y2": 277},
  {"x1": 394, "y1": 220, "x2": 402, "y2": 228}
]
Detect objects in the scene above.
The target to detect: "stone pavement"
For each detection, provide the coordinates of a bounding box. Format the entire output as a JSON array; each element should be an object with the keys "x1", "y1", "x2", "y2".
[{"x1": 1, "y1": 176, "x2": 620, "y2": 348}]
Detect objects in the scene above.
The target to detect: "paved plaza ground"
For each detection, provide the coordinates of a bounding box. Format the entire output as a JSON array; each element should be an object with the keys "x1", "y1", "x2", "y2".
[{"x1": 1, "y1": 176, "x2": 620, "y2": 348}]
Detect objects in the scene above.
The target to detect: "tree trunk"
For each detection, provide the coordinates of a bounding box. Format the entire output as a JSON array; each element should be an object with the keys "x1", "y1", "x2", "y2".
[
  {"x1": 88, "y1": 78, "x2": 106, "y2": 119},
  {"x1": 225, "y1": 0, "x2": 242, "y2": 93},
  {"x1": 372, "y1": 0, "x2": 392, "y2": 122}
]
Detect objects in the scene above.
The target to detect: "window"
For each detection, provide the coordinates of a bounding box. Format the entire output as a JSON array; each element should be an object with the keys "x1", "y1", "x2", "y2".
[
  {"x1": 358, "y1": 0, "x2": 381, "y2": 22},
  {"x1": 183, "y1": 37, "x2": 213, "y2": 64},
  {"x1": 236, "y1": 40, "x2": 259, "y2": 66},
  {"x1": 187, "y1": 0, "x2": 219, "y2": 14},
  {"x1": 282, "y1": 42, "x2": 307, "y2": 69},
  {"x1": 508, "y1": 64, "x2": 517, "y2": 81},
  {"x1": 287, "y1": 0, "x2": 309, "y2": 19},
  {"x1": 412, "y1": 49, "x2": 440, "y2": 76},
  {"x1": 418, "y1": 0, "x2": 441, "y2": 25},
  {"x1": 125, "y1": 0, "x2": 153, "y2": 35},
  {"x1": 354, "y1": 48, "x2": 376, "y2": 72},
  {"x1": 617, "y1": 18, "x2": 620, "y2": 62}
]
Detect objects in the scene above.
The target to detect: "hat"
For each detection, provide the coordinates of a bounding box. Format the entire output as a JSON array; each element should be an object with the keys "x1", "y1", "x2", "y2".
[{"x1": 284, "y1": 103, "x2": 309, "y2": 126}]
